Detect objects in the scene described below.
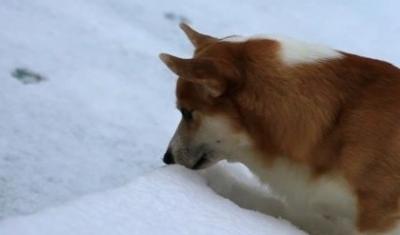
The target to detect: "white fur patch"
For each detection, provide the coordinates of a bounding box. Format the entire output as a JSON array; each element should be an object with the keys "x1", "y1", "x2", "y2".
[
  {"x1": 277, "y1": 37, "x2": 343, "y2": 66},
  {"x1": 223, "y1": 35, "x2": 343, "y2": 66},
  {"x1": 168, "y1": 114, "x2": 253, "y2": 167},
  {"x1": 242, "y1": 156, "x2": 358, "y2": 235},
  {"x1": 193, "y1": 115, "x2": 253, "y2": 163},
  {"x1": 379, "y1": 224, "x2": 400, "y2": 235}
]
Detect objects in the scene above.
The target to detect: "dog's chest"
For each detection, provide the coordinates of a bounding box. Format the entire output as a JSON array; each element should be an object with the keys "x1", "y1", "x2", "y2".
[{"x1": 247, "y1": 157, "x2": 357, "y2": 220}]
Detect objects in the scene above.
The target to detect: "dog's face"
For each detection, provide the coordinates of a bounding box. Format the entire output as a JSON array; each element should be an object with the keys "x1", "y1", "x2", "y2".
[
  {"x1": 164, "y1": 104, "x2": 250, "y2": 169},
  {"x1": 160, "y1": 24, "x2": 252, "y2": 169}
]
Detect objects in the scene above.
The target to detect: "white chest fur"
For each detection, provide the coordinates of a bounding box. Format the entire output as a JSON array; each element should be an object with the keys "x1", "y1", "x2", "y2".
[{"x1": 243, "y1": 157, "x2": 358, "y2": 235}]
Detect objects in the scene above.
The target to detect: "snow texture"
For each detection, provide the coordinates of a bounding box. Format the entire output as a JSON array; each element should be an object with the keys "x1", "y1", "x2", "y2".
[
  {"x1": 0, "y1": 165, "x2": 305, "y2": 235},
  {"x1": 1, "y1": 0, "x2": 400, "y2": 234}
]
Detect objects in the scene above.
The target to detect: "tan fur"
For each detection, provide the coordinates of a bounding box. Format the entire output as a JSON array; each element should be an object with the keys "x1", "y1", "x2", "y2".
[{"x1": 160, "y1": 24, "x2": 400, "y2": 234}]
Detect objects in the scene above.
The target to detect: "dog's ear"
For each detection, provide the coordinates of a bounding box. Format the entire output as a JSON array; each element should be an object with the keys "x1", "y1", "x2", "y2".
[
  {"x1": 159, "y1": 53, "x2": 237, "y2": 97},
  {"x1": 179, "y1": 23, "x2": 217, "y2": 48}
]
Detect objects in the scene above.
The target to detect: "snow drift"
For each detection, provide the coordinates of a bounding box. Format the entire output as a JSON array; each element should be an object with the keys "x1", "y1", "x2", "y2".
[
  {"x1": 0, "y1": 165, "x2": 305, "y2": 235},
  {"x1": 1, "y1": 0, "x2": 400, "y2": 234},
  {"x1": 1, "y1": 0, "x2": 400, "y2": 220}
]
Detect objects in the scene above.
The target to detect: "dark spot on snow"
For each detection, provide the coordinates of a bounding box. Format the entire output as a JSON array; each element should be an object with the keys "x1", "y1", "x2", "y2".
[
  {"x1": 163, "y1": 12, "x2": 190, "y2": 24},
  {"x1": 11, "y1": 68, "x2": 47, "y2": 84},
  {"x1": 3, "y1": 155, "x2": 16, "y2": 162},
  {"x1": 46, "y1": 177, "x2": 61, "y2": 183}
]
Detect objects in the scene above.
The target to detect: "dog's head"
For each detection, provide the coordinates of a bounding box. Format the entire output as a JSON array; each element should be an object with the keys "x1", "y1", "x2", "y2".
[{"x1": 159, "y1": 23, "x2": 255, "y2": 169}]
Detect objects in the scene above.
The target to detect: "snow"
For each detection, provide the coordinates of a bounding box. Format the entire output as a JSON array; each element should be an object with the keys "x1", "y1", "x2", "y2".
[
  {"x1": 1, "y1": 0, "x2": 400, "y2": 234},
  {"x1": 0, "y1": 165, "x2": 305, "y2": 235}
]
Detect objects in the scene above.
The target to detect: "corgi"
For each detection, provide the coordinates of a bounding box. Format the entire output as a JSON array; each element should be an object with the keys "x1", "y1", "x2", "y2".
[{"x1": 160, "y1": 23, "x2": 400, "y2": 235}]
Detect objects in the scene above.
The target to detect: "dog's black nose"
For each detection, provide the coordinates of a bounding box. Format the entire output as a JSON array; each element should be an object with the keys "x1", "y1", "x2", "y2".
[{"x1": 163, "y1": 149, "x2": 175, "y2": 165}]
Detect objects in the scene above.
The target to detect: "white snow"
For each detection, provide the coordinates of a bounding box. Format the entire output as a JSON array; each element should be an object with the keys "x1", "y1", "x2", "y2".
[
  {"x1": 1, "y1": 0, "x2": 400, "y2": 234},
  {"x1": 0, "y1": 165, "x2": 305, "y2": 235}
]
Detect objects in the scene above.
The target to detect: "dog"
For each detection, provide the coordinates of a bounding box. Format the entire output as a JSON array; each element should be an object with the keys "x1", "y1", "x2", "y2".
[{"x1": 159, "y1": 23, "x2": 400, "y2": 235}]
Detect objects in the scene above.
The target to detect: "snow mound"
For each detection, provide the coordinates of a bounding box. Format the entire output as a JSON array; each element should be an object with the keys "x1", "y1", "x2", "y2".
[
  {"x1": 0, "y1": 165, "x2": 305, "y2": 235},
  {"x1": 2, "y1": 0, "x2": 400, "y2": 219}
]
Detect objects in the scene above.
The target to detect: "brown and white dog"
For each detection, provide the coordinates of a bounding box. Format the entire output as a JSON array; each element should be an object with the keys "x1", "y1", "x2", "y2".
[{"x1": 159, "y1": 23, "x2": 400, "y2": 235}]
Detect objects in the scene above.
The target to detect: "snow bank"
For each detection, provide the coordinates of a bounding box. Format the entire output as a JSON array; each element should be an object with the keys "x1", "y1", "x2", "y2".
[
  {"x1": 1, "y1": 0, "x2": 400, "y2": 222},
  {"x1": 0, "y1": 165, "x2": 305, "y2": 235}
]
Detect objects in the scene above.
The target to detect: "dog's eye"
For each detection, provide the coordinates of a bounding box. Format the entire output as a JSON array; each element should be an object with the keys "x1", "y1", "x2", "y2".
[{"x1": 180, "y1": 108, "x2": 193, "y2": 121}]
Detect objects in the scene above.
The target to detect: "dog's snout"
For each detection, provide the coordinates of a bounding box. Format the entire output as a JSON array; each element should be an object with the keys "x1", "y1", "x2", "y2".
[{"x1": 163, "y1": 149, "x2": 175, "y2": 165}]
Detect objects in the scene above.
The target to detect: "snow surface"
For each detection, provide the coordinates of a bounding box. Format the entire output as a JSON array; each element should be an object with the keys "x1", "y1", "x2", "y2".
[
  {"x1": 1, "y1": 0, "x2": 400, "y2": 234},
  {"x1": 0, "y1": 165, "x2": 305, "y2": 235}
]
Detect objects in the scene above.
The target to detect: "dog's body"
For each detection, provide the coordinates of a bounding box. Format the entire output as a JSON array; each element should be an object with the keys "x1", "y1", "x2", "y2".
[{"x1": 160, "y1": 24, "x2": 400, "y2": 234}]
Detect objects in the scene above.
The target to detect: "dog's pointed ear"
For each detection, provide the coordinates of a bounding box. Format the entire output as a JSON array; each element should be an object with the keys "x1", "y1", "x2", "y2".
[
  {"x1": 159, "y1": 53, "x2": 236, "y2": 97},
  {"x1": 179, "y1": 23, "x2": 217, "y2": 48}
]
